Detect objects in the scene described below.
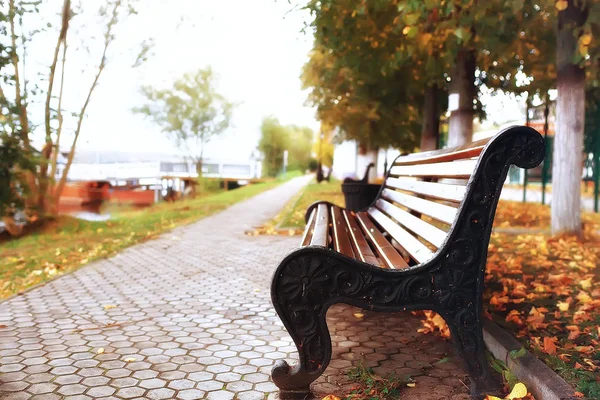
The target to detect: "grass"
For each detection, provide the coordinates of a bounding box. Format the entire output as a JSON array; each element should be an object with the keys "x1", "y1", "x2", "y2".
[
  {"x1": 275, "y1": 179, "x2": 343, "y2": 229},
  {"x1": 343, "y1": 363, "x2": 413, "y2": 400},
  {"x1": 0, "y1": 177, "x2": 293, "y2": 300}
]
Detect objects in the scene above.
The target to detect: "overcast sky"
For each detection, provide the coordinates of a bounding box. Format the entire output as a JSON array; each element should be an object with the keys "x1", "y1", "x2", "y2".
[
  {"x1": 28, "y1": 0, "x2": 318, "y2": 160},
  {"x1": 25, "y1": 0, "x2": 528, "y2": 161}
]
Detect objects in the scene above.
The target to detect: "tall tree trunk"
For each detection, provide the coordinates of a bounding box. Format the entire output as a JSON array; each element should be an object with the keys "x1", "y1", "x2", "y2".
[
  {"x1": 421, "y1": 84, "x2": 440, "y2": 151},
  {"x1": 448, "y1": 48, "x2": 476, "y2": 147},
  {"x1": 551, "y1": 0, "x2": 588, "y2": 235}
]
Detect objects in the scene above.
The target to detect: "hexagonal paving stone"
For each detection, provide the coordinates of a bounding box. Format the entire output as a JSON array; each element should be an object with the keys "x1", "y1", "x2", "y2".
[
  {"x1": 196, "y1": 380, "x2": 224, "y2": 392},
  {"x1": 168, "y1": 379, "x2": 195, "y2": 390},
  {"x1": 206, "y1": 391, "x2": 235, "y2": 400},
  {"x1": 81, "y1": 376, "x2": 110, "y2": 387},
  {"x1": 27, "y1": 382, "x2": 58, "y2": 395},
  {"x1": 139, "y1": 378, "x2": 167, "y2": 389},
  {"x1": 177, "y1": 389, "x2": 207, "y2": 400},
  {"x1": 116, "y1": 386, "x2": 146, "y2": 399},
  {"x1": 57, "y1": 384, "x2": 87, "y2": 396},
  {"x1": 86, "y1": 386, "x2": 117, "y2": 397},
  {"x1": 111, "y1": 377, "x2": 139, "y2": 388},
  {"x1": 146, "y1": 387, "x2": 176, "y2": 399}
]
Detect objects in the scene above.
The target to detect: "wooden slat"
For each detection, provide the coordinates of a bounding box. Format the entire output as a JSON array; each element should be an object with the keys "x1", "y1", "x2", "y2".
[
  {"x1": 310, "y1": 203, "x2": 330, "y2": 247},
  {"x1": 367, "y1": 208, "x2": 434, "y2": 264},
  {"x1": 386, "y1": 178, "x2": 467, "y2": 203},
  {"x1": 380, "y1": 188, "x2": 457, "y2": 225},
  {"x1": 331, "y1": 206, "x2": 355, "y2": 258},
  {"x1": 389, "y1": 159, "x2": 477, "y2": 179},
  {"x1": 393, "y1": 137, "x2": 489, "y2": 166},
  {"x1": 342, "y1": 210, "x2": 379, "y2": 266},
  {"x1": 301, "y1": 208, "x2": 317, "y2": 246},
  {"x1": 355, "y1": 212, "x2": 409, "y2": 269},
  {"x1": 375, "y1": 199, "x2": 447, "y2": 249}
]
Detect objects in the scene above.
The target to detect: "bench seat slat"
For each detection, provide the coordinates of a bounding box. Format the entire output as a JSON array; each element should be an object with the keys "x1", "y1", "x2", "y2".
[
  {"x1": 301, "y1": 208, "x2": 317, "y2": 246},
  {"x1": 389, "y1": 159, "x2": 477, "y2": 179},
  {"x1": 331, "y1": 206, "x2": 355, "y2": 258},
  {"x1": 368, "y1": 208, "x2": 433, "y2": 264},
  {"x1": 343, "y1": 210, "x2": 379, "y2": 266},
  {"x1": 355, "y1": 212, "x2": 409, "y2": 269},
  {"x1": 380, "y1": 188, "x2": 457, "y2": 225},
  {"x1": 386, "y1": 178, "x2": 466, "y2": 203},
  {"x1": 310, "y1": 203, "x2": 330, "y2": 247},
  {"x1": 375, "y1": 199, "x2": 447, "y2": 249}
]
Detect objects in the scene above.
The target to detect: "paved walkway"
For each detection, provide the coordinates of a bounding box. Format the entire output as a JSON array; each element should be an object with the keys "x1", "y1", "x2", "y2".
[{"x1": 0, "y1": 176, "x2": 471, "y2": 400}]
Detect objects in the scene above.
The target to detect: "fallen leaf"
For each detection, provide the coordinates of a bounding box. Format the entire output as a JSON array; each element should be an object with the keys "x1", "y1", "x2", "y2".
[
  {"x1": 124, "y1": 357, "x2": 136, "y2": 362},
  {"x1": 103, "y1": 304, "x2": 116, "y2": 310},
  {"x1": 543, "y1": 337, "x2": 557, "y2": 355},
  {"x1": 506, "y1": 382, "x2": 528, "y2": 399},
  {"x1": 321, "y1": 396, "x2": 340, "y2": 400},
  {"x1": 353, "y1": 312, "x2": 365, "y2": 319},
  {"x1": 97, "y1": 348, "x2": 104, "y2": 354},
  {"x1": 406, "y1": 382, "x2": 416, "y2": 388}
]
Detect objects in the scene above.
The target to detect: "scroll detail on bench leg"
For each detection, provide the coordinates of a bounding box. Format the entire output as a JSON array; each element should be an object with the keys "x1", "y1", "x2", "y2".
[
  {"x1": 271, "y1": 253, "x2": 334, "y2": 399},
  {"x1": 445, "y1": 307, "x2": 499, "y2": 399}
]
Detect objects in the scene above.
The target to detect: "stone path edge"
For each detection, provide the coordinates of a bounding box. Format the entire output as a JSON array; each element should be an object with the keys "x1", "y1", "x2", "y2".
[{"x1": 483, "y1": 320, "x2": 578, "y2": 400}]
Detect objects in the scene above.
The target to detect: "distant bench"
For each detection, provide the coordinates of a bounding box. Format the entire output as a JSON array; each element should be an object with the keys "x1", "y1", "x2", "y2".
[{"x1": 269, "y1": 126, "x2": 545, "y2": 399}]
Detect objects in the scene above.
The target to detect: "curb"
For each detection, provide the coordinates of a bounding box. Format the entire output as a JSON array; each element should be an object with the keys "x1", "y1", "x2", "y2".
[{"x1": 483, "y1": 320, "x2": 579, "y2": 400}]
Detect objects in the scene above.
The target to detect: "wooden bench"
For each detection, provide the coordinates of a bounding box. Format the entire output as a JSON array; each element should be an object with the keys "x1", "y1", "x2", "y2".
[{"x1": 270, "y1": 126, "x2": 545, "y2": 399}]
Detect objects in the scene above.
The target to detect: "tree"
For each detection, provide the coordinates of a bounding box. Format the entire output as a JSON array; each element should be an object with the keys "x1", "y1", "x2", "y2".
[
  {"x1": 550, "y1": 0, "x2": 599, "y2": 235},
  {"x1": 134, "y1": 68, "x2": 234, "y2": 177},
  {"x1": 258, "y1": 117, "x2": 315, "y2": 177},
  {"x1": 1, "y1": 0, "x2": 152, "y2": 226}
]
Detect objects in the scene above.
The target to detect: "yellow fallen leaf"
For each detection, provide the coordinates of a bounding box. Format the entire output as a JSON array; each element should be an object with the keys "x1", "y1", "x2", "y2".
[
  {"x1": 321, "y1": 396, "x2": 340, "y2": 400},
  {"x1": 506, "y1": 382, "x2": 528, "y2": 399},
  {"x1": 406, "y1": 382, "x2": 416, "y2": 388},
  {"x1": 97, "y1": 348, "x2": 104, "y2": 354},
  {"x1": 103, "y1": 304, "x2": 116, "y2": 310},
  {"x1": 579, "y1": 278, "x2": 592, "y2": 290},
  {"x1": 124, "y1": 357, "x2": 136, "y2": 362},
  {"x1": 96, "y1": 228, "x2": 103, "y2": 233},
  {"x1": 353, "y1": 312, "x2": 364, "y2": 319},
  {"x1": 254, "y1": 289, "x2": 261, "y2": 292},
  {"x1": 557, "y1": 301, "x2": 570, "y2": 312},
  {"x1": 80, "y1": 259, "x2": 88, "y2": 265},
  {"x1": 555, "y1": 0, "x2": 568, "y2": 11},
  {"x1": 484, "y1": 396, "x2": 502, "y2": 400},
  {"x1": 580, "y1": 34, "x2": 592, "y2": 46}
]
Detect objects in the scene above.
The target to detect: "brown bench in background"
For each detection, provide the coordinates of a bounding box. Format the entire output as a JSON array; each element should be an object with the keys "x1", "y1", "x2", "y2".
[{"x1": 270, "y1": 126, "x2": 545, "y2": 399}]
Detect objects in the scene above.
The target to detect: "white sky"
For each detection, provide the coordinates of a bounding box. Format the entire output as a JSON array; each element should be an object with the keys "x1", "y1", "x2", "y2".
[
  {"x1": 30, "y1": 0, "x2": 318, "y2": 160},
  {"x1": 24, "y1": 0, "x2": 528, "y2": 161}
]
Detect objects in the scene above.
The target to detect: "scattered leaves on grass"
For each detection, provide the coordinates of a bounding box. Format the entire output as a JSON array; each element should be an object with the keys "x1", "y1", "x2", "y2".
[{"x1": 422, "y1": 201, "x2": 600, "y2": 397}]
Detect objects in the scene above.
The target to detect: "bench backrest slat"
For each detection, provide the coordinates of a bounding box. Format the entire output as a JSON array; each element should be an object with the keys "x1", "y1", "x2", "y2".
[
  {"x1": 355, "y1": 212, "x2": 409, "y2": 269},
  {"x1": 343, "y1": 209, "x2": 379, "y2": 265},
  {"x1": 393, "y1": 138, "x2": 487, "y2": 166},
  {"x1": 374, "y1": 199, "x2": 447, "y2": 249},
  {"x1": 301, "y1": 208, "x2": 317, "y2": 246},
  {"x1": 386, "y1": 178, "x2": 467, "y2": 203},
  {"x1": 380, "y1": 188, "x2": 457, "y2": 225},
  {"x1": 389, "y1": 159, "x2": 478, "y2": 179},
  {"x1": 331, "y1": 206, "x2": 355, "y2": 258},
  {"x1": 310, "y1": 203, "x2": 330, "y2": 247},
  {"x1": 368, "y1": 208, "x2": 433, "y2": 264}
]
